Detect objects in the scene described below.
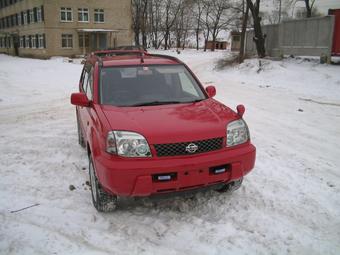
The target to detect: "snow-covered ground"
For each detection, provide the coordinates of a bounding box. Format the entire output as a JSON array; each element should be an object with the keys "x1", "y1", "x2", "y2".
[{"x1": 0, "y1": 50, "x2": 339, "y2": 255}]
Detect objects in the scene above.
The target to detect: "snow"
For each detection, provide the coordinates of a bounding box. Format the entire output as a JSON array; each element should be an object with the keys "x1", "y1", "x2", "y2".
[{"x1": 1, "y1": 50, "x2": 340, "y2": 255}]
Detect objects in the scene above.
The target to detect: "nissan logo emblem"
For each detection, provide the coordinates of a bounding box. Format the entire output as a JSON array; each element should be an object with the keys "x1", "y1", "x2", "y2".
[{"x1": 186, "y1": 143, "x2": 198, "y2": 153}]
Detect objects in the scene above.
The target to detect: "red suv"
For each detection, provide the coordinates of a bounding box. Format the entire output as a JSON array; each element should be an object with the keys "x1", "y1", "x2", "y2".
[{"x1": 71, "y1": 50, "x2": 256, "y2": 212}]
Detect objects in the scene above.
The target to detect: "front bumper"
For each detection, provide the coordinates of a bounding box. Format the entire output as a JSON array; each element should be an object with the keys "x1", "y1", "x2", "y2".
[{"x1": 94, "y1": 144, "x2": 256, "y2": 197}]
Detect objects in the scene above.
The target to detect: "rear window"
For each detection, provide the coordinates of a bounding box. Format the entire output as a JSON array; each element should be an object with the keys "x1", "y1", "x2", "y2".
[{"x1": 99, "y1": 65, "x2": 206, "y2": 107}]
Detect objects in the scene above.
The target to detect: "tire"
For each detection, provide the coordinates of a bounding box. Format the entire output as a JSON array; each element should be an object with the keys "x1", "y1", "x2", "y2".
[
  {"x1": 89, "y1": 155, "x2": 118, "y2": 212},
  {"x1": 76, "y1": 111, "x2": 86, "y2": 148},
  {"x1": 215, "y1": 178, "x2": 243, "y2": 193}
]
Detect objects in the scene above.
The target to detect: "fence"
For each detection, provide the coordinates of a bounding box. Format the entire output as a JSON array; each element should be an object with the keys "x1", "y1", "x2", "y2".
[{"x1": 245, "y1": 16, "x2": 335, "y2": 59}]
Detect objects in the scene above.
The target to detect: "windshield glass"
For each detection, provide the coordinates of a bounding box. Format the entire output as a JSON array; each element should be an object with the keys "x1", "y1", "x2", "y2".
[{"x1": 100, "y1": 65, "x2": 207, "y2": 107}]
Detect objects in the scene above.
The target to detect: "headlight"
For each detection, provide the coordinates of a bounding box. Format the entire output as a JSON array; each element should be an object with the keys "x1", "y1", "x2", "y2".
[
  {"x1": 226, "y1": 119, "x2": 249, "y2": 147},
  {"x1": 106, "y1": 131, "x2": 151, "y2": 157}
]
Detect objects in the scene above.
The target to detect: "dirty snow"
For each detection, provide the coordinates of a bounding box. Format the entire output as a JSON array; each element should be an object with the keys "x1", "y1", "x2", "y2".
[{"x1": 0, "y1": 50, "x2": 340, "y2": 255}]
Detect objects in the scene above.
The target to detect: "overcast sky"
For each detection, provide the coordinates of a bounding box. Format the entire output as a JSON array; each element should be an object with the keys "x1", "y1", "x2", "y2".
[{"x1": 305, "y1": 0, "x2": 340, "y2": 14}]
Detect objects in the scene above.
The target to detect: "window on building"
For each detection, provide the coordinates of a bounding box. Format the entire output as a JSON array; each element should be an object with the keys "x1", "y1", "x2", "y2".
[
  {"x1": 37, "y1": 7, "x2": 42, "y2": 22},
  {"x1": 94, "y1": 9, "x2": 104, "y2": 23},
  {"x1": 23, "y1": 11, "x2": 27, "y2": 24},
  {"x1": 60, "y1": 7, "x2": 73, "y2": 22},
  {"x1": 12, "y1": 14, "x2": 16, "y2": 26},
  {"x1": 17, "y1": 13, "x2": 21, "y2": 25},
  {"x1": 0, "y1": 38, "x2": 3, "y2": 48},
  {"x1": 31, "y1": 35, "x2": 36, "y2": 48},
  {"x1": 29, "y1": 9, "x2": 34, "y2": 23},
  {"x1": 25, "y1": 36, "x2": 30, "y2": 48},
  {"x1": 7, "y1": 37, "x2": 11, "y2": 48},
  {"x1": 78, "y1": 8, "x2": 89, "y2": 22},
  {"x1": 79, "y1": 34, "x2": 89, "y2": 47},
  {"x1": 7, "y1": 16, "x2": 11, "y2": 27},
  {"x1": 62, "y1": 34, "x2": 73, "y2": 48},
  {"x1": 19, "y1": 36, "x2": 24, "y2": 48},
  {"x1": 38, "y1": 34, "x2": 44, "y2": 48}
]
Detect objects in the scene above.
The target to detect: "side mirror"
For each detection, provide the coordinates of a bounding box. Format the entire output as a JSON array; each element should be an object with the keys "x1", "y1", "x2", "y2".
[
  {"x1": 205, "y1": 85, "x2": 216, "y2": 98},
  {"x1": 71, "y1": 92, "x2": 90, "y2": 107},
  {"x1": 236, "y1": 104, "x2": 245, "y2": 117}
]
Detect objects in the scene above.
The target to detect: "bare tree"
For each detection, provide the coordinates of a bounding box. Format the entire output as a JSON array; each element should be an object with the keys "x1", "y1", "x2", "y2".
[
  {"x1": 304, "y1": 0, "x2": 315, "y2": 18},
  {"x1": 246, "y1": 0, "x2": 266, "y2": 58},
  {"x1": 201, "y1": 0, "x2": 238, "y2": 51},
  {"x1": 131, "y1": 0, "x2": 148, "y2": 47},
  {"x1": 288, "y1": 0, "x2": 316, "y2": 18},
  {"x1": 131, "y1": 0, "x2": 142, "y2": 46},
  {"x1": 239, "y1": 0, "x2": 250, "y2": 63},
  {"x1": 149, "y1": 0, "x2": 163, "y2": 48},
  {"x1": 161, "y1": 0, "x2": 183, "y2": 50},
  {"x1": 193, "y1": 0, "x2": 204, "y2": 50},
  {"x1": 201, "y1": 1, "x2": 211, "y2": 51},
  {"x1": 140, "y1": 0, "x2": 148, "y2": 48},
  {"x1": 173, "y1": 0, "x2": 194, "y2": 50}
]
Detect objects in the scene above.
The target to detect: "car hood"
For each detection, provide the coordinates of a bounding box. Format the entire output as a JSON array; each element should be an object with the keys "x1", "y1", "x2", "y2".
[{"x1": 100, "y1": 99, "x2": 238, "y2": 144}]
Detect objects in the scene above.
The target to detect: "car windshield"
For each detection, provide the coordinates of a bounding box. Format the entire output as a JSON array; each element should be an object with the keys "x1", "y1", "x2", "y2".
[{"x1": 100, "y1": 65, "x2": 207, "y2": 107}]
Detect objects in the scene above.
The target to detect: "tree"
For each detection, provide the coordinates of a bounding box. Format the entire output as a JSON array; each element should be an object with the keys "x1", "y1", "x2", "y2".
[
  {"x1": 200, "y1": 0, "x2": 236, "y2": 51},
  {"x1": 239, "y1": 0, "x2": 250, "y2": 63},
  {"x1": 131, "y1": 0, "x2": 148, "y2": 47},
  {"x1": 162, "y1": 0, "x2": 183, "y2": 50},
  {"x1": 246, "y1": 0, "x2": 266, "y2": 58},
  {"x1": 193, "y1": 0, "x2": 204, "y2": 50},
  {"x1": 304, "y1": 0, "x2": 315, "y2": 18},
  {"x1": 148, "y1": 0, "x2": 163, "y2": 48},
  {"x1": 174, "y1": 0, "x2": 193, "y2": 50}
]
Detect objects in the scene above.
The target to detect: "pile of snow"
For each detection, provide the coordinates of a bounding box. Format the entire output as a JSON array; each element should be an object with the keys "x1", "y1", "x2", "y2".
[{"x1": 0, "y1": 51, "x2": 339, "y2": 255}]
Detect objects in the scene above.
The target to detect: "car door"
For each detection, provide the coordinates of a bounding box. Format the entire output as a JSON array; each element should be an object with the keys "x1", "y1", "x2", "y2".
[{"x1": 78, "y1": 64, "x2": 93, "y2": 143}]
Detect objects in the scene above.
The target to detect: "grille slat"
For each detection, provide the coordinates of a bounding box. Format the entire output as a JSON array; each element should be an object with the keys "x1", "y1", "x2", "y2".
[{"x1": 154, "y1": 137, "x2": 223, "y2": 157}]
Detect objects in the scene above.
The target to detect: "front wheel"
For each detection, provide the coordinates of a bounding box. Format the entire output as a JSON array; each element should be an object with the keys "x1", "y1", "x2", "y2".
[{"x1": 89, "y1": 155, "x2": 117, "y2": 212}]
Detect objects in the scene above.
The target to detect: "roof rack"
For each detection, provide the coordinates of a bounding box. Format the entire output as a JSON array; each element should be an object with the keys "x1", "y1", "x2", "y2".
[
  {"x1": 90, "y1": 50, "x2": 183, "y2": 65},
  {"x1": 93, "y1": 49, "x2": 147, "y2": 57},
  {"x1": 147, "y1": 53, "x2": 183, "y2": 64},
  {"x1": 92, "y1": 49, "x2": 148, "y2": 64}
]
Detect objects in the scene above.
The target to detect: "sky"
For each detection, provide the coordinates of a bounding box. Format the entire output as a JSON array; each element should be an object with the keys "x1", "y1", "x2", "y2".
[
  {"x1": 303, "y1": 0, "x2": 340, "y2": 14},
  {"x1": 261, "y1": 0, "x2": 340, "y2": 17}
]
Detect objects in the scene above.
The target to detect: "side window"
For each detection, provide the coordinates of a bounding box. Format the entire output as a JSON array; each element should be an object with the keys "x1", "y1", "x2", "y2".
[
  {"x1": 81, "y1": 70, "x2": 89, "y2": 92},
  {"x1": 85, "y1": 67, "x2": 93, "y2": 100},
  {"x1": 80, "y1": 67, "x2": 87, "y2": 91}
]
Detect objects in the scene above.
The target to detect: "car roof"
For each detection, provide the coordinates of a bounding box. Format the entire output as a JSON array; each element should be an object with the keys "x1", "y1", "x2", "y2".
[{"x1": 86, "y1": 50, "x2": 182, "y2": 67}]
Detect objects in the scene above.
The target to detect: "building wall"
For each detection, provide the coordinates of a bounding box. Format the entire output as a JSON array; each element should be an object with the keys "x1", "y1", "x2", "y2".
[
  {"x1": 0, "y1": 0, "x2": 133, "y2": 58},
  {"x1": 43, "y1": 0, "x2": 132, "y2": 57},
  {"x1": 206, "y1": 41, "x2": 228, "y2": 50},
  {"x1": 0, "y1": 0, "x2": 46, "y2": 57}
]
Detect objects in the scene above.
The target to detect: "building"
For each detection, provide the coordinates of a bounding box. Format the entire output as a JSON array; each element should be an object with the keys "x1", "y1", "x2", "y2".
[
  {"x1": 230, "y1": 31, "x2": 241, "y2": 52},
  {"x1": 0, "y1": 0, "x2": 133, "y2": 58},
  {"x1": 205, "y1": 40, "x2": 228, "y2": 50}
]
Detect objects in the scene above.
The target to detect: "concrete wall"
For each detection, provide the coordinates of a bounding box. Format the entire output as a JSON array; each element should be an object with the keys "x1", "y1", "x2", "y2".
[{"x1": 245, "y1": 16, "x2": 335, "y2": 58}]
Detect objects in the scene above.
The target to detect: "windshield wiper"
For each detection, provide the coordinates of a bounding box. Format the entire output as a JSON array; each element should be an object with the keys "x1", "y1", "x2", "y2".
[
  {"x1": 191, "y1": 99, "x2": 205, "y2": 103},
  {"x1": 131, "y1": 101, "x2": 183, "y2": 107}
]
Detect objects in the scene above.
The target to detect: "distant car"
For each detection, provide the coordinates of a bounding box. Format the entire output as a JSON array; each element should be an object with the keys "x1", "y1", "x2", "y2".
[{"x1": 71, "y1": 50, "x2": 256, "y2": 212}]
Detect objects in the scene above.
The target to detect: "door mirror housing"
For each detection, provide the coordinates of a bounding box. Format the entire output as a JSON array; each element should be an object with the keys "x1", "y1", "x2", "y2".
[
  {"x1": 71, "y1": 92, "x2": 90, "y2": 107},
  {"x1": 205, "y1": 85, "x2": 216, "y2": 98}
]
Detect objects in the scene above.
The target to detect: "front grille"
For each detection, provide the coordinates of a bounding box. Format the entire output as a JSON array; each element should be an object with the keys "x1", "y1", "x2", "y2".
[{"x1": 154, "y1": 137, "x2": 223, "y2": 157}]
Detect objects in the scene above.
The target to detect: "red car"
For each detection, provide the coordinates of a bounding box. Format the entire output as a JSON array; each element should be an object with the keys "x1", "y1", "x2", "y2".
[{"x1": 71, "y1": 50, "x2": 256, "y2": 212}]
